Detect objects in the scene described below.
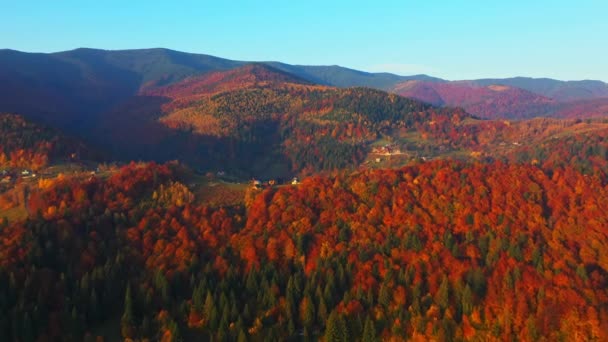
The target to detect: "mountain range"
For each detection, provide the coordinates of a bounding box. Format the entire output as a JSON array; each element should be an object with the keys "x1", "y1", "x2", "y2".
[{"x1": 2, "y1": 48, "x2": 608, "y2": 131}]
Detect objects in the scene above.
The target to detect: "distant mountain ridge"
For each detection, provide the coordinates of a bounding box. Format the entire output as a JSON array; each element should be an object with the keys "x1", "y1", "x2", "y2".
[
  {"x1": 0, "y1": 48, "x2": 442, "y2": 132},
  {"x1": 470, "y1": 77, "x2": 608, "y2": 101},
  {"x1": 1, "y1": 47, "x2": 608, "y2": 130},
  {"x1": 392, "y1": 79, "x2": 608, "y2": 120},
  {"x1": 393, "y1": 80, "x2": 556, "y2": 119}
]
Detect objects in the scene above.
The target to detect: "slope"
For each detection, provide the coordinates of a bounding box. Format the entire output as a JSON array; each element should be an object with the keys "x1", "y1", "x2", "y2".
[
  {"x1": 0, "y1": 48, "x2": 436, "y2": 134},
  {"x1": 93, "y1": 64, "x2": 469, "y2": 178},
  {"x1": 393, "y1": 80, "x2": 555, "y2": 119},
  {"x1": 0, "y1": 113, "x2": 95, "y2": 170},
  {"x1": 471, "y1": 77, "x2": 608, "y2": 102}
]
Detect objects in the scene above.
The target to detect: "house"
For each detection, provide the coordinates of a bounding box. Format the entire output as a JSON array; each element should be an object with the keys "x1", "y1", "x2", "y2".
[
  {"x1": 371, "y1": 144, "x2": 404, "y2": 156},
  {"x1": 291, "y1": 177, "x2": 299, "y2": 185},
  {"x1": 21, "y1": 170, "x2": 31, "y2": 176}
]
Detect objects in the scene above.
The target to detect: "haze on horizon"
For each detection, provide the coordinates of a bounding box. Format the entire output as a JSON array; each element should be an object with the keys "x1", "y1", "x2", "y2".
[{"x1": 2, "y1": 0, "x2": 607, "y2": 82}]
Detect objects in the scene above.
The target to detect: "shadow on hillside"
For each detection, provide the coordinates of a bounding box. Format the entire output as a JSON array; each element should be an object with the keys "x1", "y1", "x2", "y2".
[
  {"x1": 0, "y1": 49, "x2": 144, "y2": 132},
  {"x1": 91, "y1": 95, "x2": 292, "y2": 179}
]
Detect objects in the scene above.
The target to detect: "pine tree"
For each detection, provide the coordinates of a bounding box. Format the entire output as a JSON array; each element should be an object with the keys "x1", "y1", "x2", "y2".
[
  {"x1": 362, "y1": 316, "x2": 377, "y2": 342},
  {"x1": 461, "y1": 284, "x2": 473, "y2": 315},
  {"x1": 435, "y1": 275, "x2": 449, "y2": 310},
  {"x1": 204, "y1": 291, "x2": 215, "y2": 319},
  {"x1": 237, "y1": 329, "x2": 248, "y2": 342},
  {"x1": 288, "y1": 318, "x2": 296, "y2": 336},
  {"x1": 325, "y1": 310, "x2": 349, "y2": 342},
  {"x1": 317, "y1": 297, "x2": 328, "y2": 325},
  {"x1": 167, "y1": 319, "x2": 181, "y2": 342},
  {"x1": 121, "y1": 284, "x2": 135, "y2": 339},
  {"x1": 193, "y1": 285, "x2": 204, "y2": 312},
  {"x1": 378, "y1": 283, "x2": 391, "y2": 309},
  {"x1": 301, "y1": 295, "x2": 315, "y2": 331}
]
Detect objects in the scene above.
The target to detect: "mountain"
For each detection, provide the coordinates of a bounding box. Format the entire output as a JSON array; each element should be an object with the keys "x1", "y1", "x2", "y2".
[
  {"x1": 0, "y1": 113, "x2": 95, "y2": 170},
  {"x1": 142, "y1": 63, "x2": 313, "y2": 98},
  {"x1": 392, "y1": 80, "x2": 555, "y2": 119},
  {"x1": 0, "y1": 48, "x2": 248, "y2": 130},
  {"x1": 96, "y1": 63, "x2": 608, "y2": 177},
  {"x1": 471, "y1": 77, "x2": 608, "y2": 102},
  {"x1": 92, "y1": 63, "x2": 469, "y2": 177},
  {"x1": 546, "y1": 97, "x2": 608, "y2": 119},
  {"x1": 392, "y1": 78, "x2": 608, "y2": 119},
  {"x1": 0, "y1": 48, "x2": 439, "y2": 133},
  {"x1": 2, "y1": 48, "x2": 607, "y2": 131},
  {"x1": 267, "y1": 62, "x2": 443, "y2": 89}
]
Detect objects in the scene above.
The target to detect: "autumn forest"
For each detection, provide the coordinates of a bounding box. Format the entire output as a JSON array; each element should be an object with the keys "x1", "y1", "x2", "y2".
[{"x1": 1, "y1": 49, "x2": 608, "y2": 342}]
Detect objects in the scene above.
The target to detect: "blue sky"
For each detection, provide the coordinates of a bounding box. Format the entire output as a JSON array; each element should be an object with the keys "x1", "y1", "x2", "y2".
[{"x1": 2, "y1": 1, "x2": 607, "y2": 81}]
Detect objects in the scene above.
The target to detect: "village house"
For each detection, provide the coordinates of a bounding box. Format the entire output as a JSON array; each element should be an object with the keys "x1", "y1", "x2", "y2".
[{"x1": 371, "y1": 144, "x2": 403, "y2": 155}]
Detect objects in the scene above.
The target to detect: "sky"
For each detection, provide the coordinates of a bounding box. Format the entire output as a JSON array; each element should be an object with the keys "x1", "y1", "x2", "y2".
[{"x1": 2, "y1": 1, "x2": 607, "y2": 81}]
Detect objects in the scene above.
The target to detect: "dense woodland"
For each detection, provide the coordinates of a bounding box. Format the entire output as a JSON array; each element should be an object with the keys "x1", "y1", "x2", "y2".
[
  {"x1": 0, "y1": 114, "x2": 92, "y2": 171},
  {"x1": 1, "y1": 64, "x2": 608, "y2": 341},
  {"x1": 98, "y1": 65, "x2": 472, "y2": 177},
  {"x1": 0, "y1": 158, "x2": 607, "y2": 341}
]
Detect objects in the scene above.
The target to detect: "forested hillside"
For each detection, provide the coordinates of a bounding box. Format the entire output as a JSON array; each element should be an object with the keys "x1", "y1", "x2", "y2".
[
  {"x1": 0, "y1": 113, "x2": 93, "y2": 170},
  {"x1": 1, "y1": 159, "x2": 607, "y2": 341},
  {"x1": 2, "y1": 49, "x2": 608, "y2": 342},
  {"x1": 95, "y1": 64, "x2": 470, "y2": 178}
]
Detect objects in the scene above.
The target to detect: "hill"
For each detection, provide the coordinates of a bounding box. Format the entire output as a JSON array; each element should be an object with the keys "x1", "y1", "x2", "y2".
[
  {"x1": 0, "y1": 48, "x2": 436, "y2": 133},
  {"x1": 392, "y1": 79, "x2": 608, "y2": 119},
  {"x1": 1, "y1": 159, "x2": 607, "y2": 341},
  {"x1": 0, "y1": 113, "x2": 94, "y2": 170},
  {"x1": 3, "y1": 49, "x2": 608, "y2": 342},
  {"x1": 471, "y1": 77, "x2": 608, "y2": 102},
  {"x1": 92, "y1": 64, "x2": 469, "y2": 178},
  {"x1": 0, "y1": 48, "x2": 247, "y2": 131},
  {"x1": 549, "y1": 97, "x2": 608, "y2": 119},
  {"x1": 2, "y1": 48, "x2": 607, "y2": 133},
  {"x1": 392, "y1": 81, "x2": 555, "y2": 119}
]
